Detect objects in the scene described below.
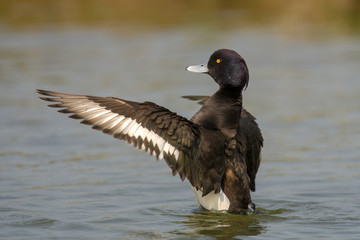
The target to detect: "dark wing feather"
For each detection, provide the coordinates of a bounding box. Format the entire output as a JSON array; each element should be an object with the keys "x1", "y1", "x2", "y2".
[
  {"x1": 182, "y1": 95, "x2": 263, "y2": 191},
  {"x1": 236, "y1": 109, "x2": 263, "y2": 191},
  {"x1": 182, "y1": 95, "x2": 209, "y2": 105},
  {"x1": 37, "y1": 89, "x2": 201, "y2": 188}
]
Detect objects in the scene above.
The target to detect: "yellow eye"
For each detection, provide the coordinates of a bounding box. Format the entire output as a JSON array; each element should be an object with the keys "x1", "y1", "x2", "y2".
[{"x1": 216, "y1": 59, "x2": 221, "y2": 63}]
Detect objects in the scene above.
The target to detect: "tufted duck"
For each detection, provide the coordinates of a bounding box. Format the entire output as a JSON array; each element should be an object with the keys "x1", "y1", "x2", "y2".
[{"x1": 37, "y1": 49, "x2": 263, "y2": 213}]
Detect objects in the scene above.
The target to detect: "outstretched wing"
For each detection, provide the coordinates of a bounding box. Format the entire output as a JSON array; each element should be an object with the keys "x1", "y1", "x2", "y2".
[
  {"x1": 183, "y1": 95, "x2": 263, "y2": 191},
  {"x1": 37, "y1": 90, "x2": 201, "y2": 188}
]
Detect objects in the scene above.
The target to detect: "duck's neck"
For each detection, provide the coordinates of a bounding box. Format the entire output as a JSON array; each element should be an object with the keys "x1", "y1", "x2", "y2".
[{"x1": 191, "y1": 88, "x2": 243, "y2": 130}]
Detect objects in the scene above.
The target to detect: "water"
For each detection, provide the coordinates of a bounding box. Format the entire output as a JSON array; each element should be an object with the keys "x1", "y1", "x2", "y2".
[{"x1": 1, "y1": 22, "x2": 360, "y2": 240}]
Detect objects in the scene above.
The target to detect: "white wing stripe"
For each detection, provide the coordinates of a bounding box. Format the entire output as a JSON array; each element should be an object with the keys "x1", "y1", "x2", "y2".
[
  {"x1": 74, "y1": 104, "x2": 181, "y2": 162},
  {"x1": 155, "y1": 137, "x2": 165, "y2": 154},
  {"x1": 121, "y1": 119, "x2": 138, "y2": 135},
  {"x1": 56, "y1": 98, "x2": 93, "y2": 104},
  {"x1": 94, "y1": 112, "x2": 118, "y2": 125},
  {"x1": 146, "y1": 130, "x2": 157, "y2": 144},
  {"x1": 99, "y1": 115, "x2": 181, "y2": 161},
  {"x1": 86, "y1": 109, "x2": 111, "y2": 120},
  {"x1": 134, "y1": 127, "x2": 149, "y2": 139},
  {"x1": 163, "y1": 142, "x2": 171, "y2": 153},
  {"x1": 127, "y1": 122, "x2": 142, "y2": 137},
  {"x1": 75, "y1": 108, "x2": 106, "y2": 118},
  {"x1": 63, "y1": 103, "x2": 99, "y2": 111},
  {"x1": 41, "y1": 92, "x2": 187, "y2": 165},
  {"x1": 79, "y1": 106, "x2": 103, "y2": 113},
  {"x1": 104, "y1": 115, "x2": 126, "y2": 130},
  {"x1": 113, "y1": 118, "x2": 133, "y2": 135},
  {"x1": 148, "y1": 131, "x2": 161, "y2": 147},
  {"x1": 174, "y1": 149, "x2": 180, "y2": 160},
  {"x1": 168, "y1": 145, "x2": 176, "y2": 155}
]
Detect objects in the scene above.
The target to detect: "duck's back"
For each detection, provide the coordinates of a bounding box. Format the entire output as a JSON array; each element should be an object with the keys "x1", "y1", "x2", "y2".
[
  {"x1": 184, "y1": 94, "x2": 263, "y2": 192},
  {"x1": 236, "y1": 109, "x2": 263, "y2": 191},
  {"x1": 187, "y1": 92, "x2": 263, "y2": 211}
]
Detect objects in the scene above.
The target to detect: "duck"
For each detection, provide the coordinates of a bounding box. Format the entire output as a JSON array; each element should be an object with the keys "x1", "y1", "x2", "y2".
[{"x1": 37, "y1": 49, "x2": 263, "y2": 213}]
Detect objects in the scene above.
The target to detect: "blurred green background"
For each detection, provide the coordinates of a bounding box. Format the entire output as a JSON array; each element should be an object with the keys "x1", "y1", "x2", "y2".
[{"x1": 1, "y1": 0, "x2": 359, "y2": 35}]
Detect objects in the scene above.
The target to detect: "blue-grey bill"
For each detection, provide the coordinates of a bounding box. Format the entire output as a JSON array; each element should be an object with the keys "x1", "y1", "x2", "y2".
[{"x1": 186, "y1": 64, "x2": 209, "y2": 73}]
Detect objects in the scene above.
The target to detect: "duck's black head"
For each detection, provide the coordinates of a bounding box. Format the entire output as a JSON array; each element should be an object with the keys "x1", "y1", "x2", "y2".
[{"x1": 186, "y1": 49, "x2": 249, "y2": 91}]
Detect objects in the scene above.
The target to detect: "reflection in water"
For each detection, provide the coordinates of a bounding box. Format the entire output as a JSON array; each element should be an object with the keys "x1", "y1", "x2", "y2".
[{"x1": 172, "y1": 209, "x2": 286, "y2": 238}]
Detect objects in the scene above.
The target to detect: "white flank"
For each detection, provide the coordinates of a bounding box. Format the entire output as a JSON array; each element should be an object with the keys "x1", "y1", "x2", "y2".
[{"x1": 190, "y1": 186, "x2": 230, "y2": 211}]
